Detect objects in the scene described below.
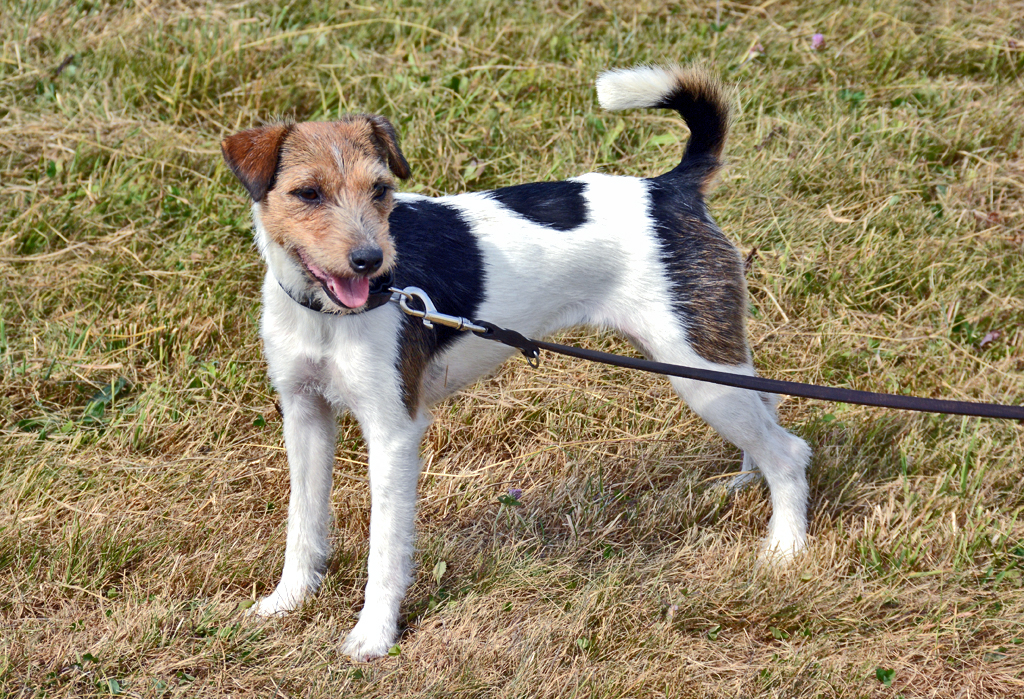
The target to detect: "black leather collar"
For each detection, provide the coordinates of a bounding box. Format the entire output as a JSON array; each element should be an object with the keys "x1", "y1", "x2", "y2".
[{"x1": 278, "y1": 268, "x2": 395, "y2": 315}]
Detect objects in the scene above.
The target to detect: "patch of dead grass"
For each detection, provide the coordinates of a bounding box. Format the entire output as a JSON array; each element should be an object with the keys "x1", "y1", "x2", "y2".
[{"x1": 2, "y1": 0, "x2": 1023, "y2": 696}]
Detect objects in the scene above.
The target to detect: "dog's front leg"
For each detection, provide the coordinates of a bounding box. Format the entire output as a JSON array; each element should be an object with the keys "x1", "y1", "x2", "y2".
[
  {"x1": 342, "y1": 412, "x2": 429, "y2": 661},
  {"x1": 251, "y1": 391, "x2": 337, "y2": 617}
]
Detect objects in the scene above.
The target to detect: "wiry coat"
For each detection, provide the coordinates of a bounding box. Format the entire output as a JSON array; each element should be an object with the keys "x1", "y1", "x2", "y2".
[{"x1": 221, "y1": 65, "x2": 811, "y2": 660}]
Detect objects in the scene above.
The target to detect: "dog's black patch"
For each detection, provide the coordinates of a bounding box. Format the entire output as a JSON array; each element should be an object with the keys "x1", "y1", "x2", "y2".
[
  {"x1": 645, "y1": 173, "x2": 749, "y2": 366},
  {"x1": 488, "y1": 180, "x2": 589, "y2": 231},
  {"x1": 390, "y1": 198, "x2": 485, "y2": 345},
  {"x1": 389, "y1": 197, "x2": 486, "y2": 415}
]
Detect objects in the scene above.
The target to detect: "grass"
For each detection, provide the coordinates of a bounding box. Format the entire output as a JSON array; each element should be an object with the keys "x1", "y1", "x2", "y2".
[{"x1": 1, "y1": 0, "x2": 1022, "y2": 696}]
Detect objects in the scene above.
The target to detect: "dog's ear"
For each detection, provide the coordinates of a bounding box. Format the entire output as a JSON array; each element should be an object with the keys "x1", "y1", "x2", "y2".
[
  {"x1": 221, "y1": 124, "x2": 293, "y2": 201},
  {"x1": 366, "y1": 115, "x2": 411, "y2": 180}
]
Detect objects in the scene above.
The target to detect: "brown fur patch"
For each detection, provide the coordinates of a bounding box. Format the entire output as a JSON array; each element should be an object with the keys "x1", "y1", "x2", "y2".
[
  {"x1": 681, "y1": 219, "x2": 749, "y2": 366},
  {"x1": 654, "y1": 212, "x2": 749, "y2": 367},
  {"x1": 256, "y1": 119, "x2": 401, "y2": 279},
  {"x1": 648, "y1": 176, "x2": 749, "y2": 367},
  {"x1": 397, "y1": 317, "x2": 433, "y2": 418},
  {"x1": 364, "y1": 114, "x2": 411, "y2": 180},
  {"x1": 221, "y1": 124, "x2": 293, "y2": 202}
]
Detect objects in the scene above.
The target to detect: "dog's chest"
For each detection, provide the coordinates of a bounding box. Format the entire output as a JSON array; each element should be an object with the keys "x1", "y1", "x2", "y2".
[{"x1": 261, "y1": 287, "x2": 405, "y2": 410}]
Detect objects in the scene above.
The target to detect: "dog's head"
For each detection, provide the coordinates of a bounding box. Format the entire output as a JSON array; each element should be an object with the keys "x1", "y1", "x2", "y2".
[{"x1": 222, "y1": 116, "x2": 410, "y2": 311}]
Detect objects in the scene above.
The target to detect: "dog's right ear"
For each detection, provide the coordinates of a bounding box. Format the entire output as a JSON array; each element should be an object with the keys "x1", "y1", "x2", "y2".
[{"x1": 221, "y1": 124, "x2": 293, "y2": 202}]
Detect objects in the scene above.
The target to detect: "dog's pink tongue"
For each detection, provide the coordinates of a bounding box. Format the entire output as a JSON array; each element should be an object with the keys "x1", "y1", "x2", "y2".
[{"x1": 326, "y1": 274, "x2": 370, "y2": 308}]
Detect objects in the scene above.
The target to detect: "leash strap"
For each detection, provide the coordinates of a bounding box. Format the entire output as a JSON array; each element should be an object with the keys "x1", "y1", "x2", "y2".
[
  {"x1": 474, "y1": 321, "x2": 542, "y2": 368},
  {"x1": 290, "y1": 283, "x2": 1022, "y2": 420},
  {"x1": 518, "y1": 337, "x2": 1024, "y2": 420}
]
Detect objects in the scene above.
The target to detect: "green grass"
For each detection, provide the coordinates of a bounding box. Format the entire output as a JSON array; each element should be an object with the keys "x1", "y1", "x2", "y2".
[{"x1": 1, "y1": 0, "x2": 1023, "y2": 696}]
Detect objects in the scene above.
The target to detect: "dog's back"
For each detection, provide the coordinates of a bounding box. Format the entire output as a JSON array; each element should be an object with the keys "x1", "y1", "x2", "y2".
[{"x1": 394, "y1": 66, "x2": 745, "y2": 402}]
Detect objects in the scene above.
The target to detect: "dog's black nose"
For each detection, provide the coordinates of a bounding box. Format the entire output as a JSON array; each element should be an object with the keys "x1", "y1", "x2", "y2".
[{"x1": 349, "y1": 247, "x2": 384, "y2": 274}]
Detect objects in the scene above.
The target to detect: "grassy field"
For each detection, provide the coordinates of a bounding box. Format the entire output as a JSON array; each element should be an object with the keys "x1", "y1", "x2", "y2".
[{"x1": 2, "y1": 0, "x2": 1023, "y2": 696}]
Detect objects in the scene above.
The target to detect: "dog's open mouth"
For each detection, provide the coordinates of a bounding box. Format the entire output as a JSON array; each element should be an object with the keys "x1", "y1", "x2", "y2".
[{"x1": 296, "y1": 249, "x2": 372, "y2": 309}]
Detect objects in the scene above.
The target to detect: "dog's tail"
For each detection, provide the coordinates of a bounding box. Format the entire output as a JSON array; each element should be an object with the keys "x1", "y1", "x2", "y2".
[{"x1": 596, "y1": 65, "x2": 728, "y2": 191}]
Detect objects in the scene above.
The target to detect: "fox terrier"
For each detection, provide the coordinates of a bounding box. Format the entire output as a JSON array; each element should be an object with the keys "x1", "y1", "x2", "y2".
[{"x1": 221, "y1": 65, "x2": 811, "y2": 660}]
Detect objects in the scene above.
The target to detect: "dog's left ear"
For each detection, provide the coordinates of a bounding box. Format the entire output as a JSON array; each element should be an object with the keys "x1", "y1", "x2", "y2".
[
  {"x1": 366, "y1": 115, "x2": 411, "y2": 180},
  {"x1": 221, "y1": 123, "x2": 293, "y2": 202}
]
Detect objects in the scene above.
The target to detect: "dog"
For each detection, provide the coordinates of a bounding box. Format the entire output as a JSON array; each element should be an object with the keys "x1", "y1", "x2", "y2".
[{"x1": 220, "y1": 65, "x2": 811, "y2": 661}]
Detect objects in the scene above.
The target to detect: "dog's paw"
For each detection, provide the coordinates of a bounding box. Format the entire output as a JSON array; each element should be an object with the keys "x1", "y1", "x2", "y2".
[
  {"x1": 245, "y1": 589, "x2": 301, "y2": 618},
  {"x1": 758, "y1": 533, "x2": 807, "y2": 566},
  {"x1": 342, "y1": 621, "x2": 398, "y2": 661},
  {"x1": 728, "y1": 469, "x2": 762, "y2": 492}
]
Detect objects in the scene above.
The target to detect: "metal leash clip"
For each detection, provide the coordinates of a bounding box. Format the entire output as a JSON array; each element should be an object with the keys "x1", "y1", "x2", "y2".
[
  {"x1": 389, "y1": 286, "x2": 542, "y2": 367},
  {"x1": 389, "y1": 286, "x2": 488, "y2": 333}
]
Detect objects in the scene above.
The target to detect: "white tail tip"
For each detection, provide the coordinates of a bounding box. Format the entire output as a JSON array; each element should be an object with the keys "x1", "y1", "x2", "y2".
[{"x1": 596, "y1": 65, "x2": 684, "y2": 111}]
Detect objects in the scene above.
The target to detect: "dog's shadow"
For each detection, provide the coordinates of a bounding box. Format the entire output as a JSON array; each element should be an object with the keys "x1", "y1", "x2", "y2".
[{"x1": 802, "y1": 410, "x2": 923, "y2": 524}]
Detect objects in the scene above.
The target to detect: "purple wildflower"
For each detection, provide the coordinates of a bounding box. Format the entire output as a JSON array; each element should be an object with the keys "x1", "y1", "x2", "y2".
[
  {"x1": 508, "y1": 488, "x2": 523, "y2": 500},
  {"x1": 979, "y1": 330, "x2": 1001, "y2": 348},
  {"x1": 811, "y1": 33, "x2": 825, "y2": 51}
]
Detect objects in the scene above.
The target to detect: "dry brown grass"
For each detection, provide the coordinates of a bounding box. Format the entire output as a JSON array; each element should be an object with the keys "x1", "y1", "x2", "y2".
[{"x1": 2, "y1": 0, "x2": 1023, "y2": 696}]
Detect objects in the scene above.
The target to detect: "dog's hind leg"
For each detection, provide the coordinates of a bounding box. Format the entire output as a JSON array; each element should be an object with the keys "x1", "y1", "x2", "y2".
[
  {"x1": 630, "y1": 324, "x2": 810, "y2": 560},
  {"x1": 728, "y1": 392, "x2": 778, "y2": 491},
  {"x1": 250, "y1": 391, "x2": 337, "y2": 616},
  {"x1": 670, "y1": 373, "x2": 811, "y2": 560}
]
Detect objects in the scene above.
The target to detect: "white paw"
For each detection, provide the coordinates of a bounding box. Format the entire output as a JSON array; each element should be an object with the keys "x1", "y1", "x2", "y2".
[
  {"x1": 759, "y1": 531, "x2": 807, "y2": 565},
  {"x1": 728, "y1": 469, "x2": 762, "y2": 491},
  {"x1": 342, "y1": 620, "x2": 398, "y2": 661},
  {"x1": 245, "y1": 588, "x2": 303, "y2": 618}
]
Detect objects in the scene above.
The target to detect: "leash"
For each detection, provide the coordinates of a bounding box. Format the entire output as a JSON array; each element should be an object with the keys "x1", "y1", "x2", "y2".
[{"x1": 389, "y1": 286, "x2": 1024, "y2": 421}]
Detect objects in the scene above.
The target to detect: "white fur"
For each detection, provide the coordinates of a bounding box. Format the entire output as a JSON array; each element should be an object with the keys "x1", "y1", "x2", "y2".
[
  {"x1": 596, "y1": 65, "x2": 684, "y2": 111},
  {"x1": 244, "y1": 69, "x2": 811, "y2": 661},
  {"x1": 246, "y1": 183, "x2": 811, "y2": 660}
]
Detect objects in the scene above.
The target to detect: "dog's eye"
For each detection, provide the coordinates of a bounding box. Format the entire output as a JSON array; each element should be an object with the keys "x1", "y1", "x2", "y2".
[
  {"x1": 372, "y1": 183, "x2": 392, "y2": 202},
  {"x1": 292, "y1": 187, "x2": 321, "y2": 203}
]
